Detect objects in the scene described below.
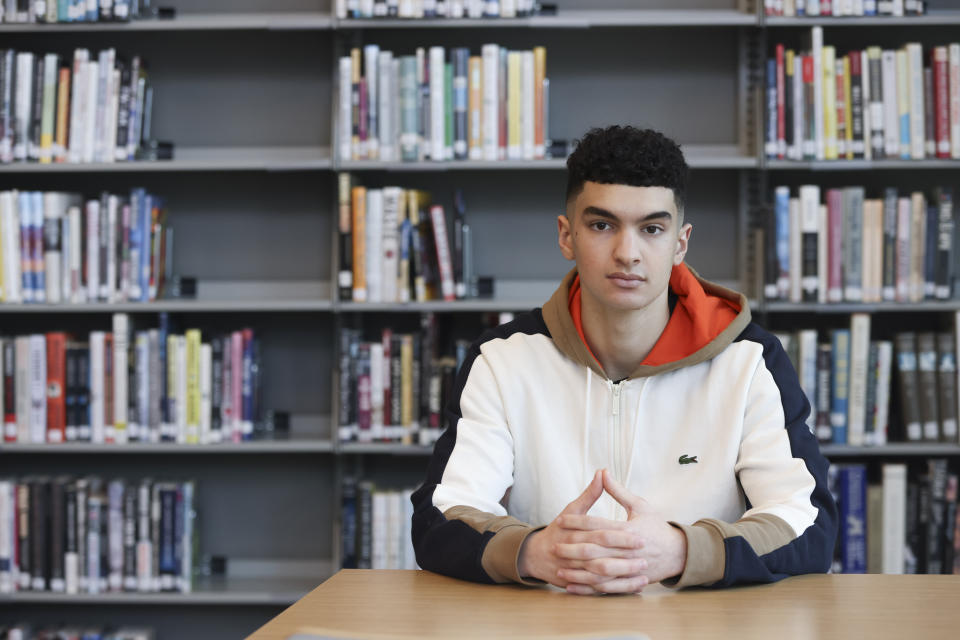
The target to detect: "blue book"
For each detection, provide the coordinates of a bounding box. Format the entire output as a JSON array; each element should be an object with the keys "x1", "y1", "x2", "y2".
[
  {"x1": 831, "y1": 329, "x2": 850, "y2": 444},
  {"x1": 775, "y1": 186, "x2": 790, "y2": 299},
  {"x1": 766, "y1": 58, "x2": 778, "y2": 159},
  {"x1": 57, "y1": 0, "x2": 69, "y2": 21},
  {"x1": 925, "y1": 203, "x2": 937, "y2": 298},
  {"x1": 839, "y1": 465, "x2": 867, "y2": 574},
  {"x1": 864, "y1": 0, "x2": 878, "y2": 15}
]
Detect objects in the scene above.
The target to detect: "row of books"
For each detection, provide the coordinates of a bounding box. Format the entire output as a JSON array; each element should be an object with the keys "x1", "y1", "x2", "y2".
[
  {"x1": 0, "y1": 189, "x2": 170, "y2": 305},
  {"x1": 339, "y1": 178, "x2": 476, "y2": 304},
  {"x1": 830, "y1": 461, "x2": 959, "y2": 575},
  {"x1": 336, "y1": 0, "x2": 539, "y2": 19},
  {"x1": 762, "y1": 185, "x2": 955, "y2": 304},
  {"x1": 765, "y1": 29, "x2": 960, "y2": 161},
  {"x1": 338, "y1": 316, "x2": 479, "y2": 444},
  {"x1": 0, "y1": 48, "x2": 155, "y2": 165},
  {"x1": 340, "y1": 478, "x2": 417, "y2": 570},
  {"x1": 0, "y1": 0, "x2": 147, "y2": 23},
  {"x1": 778, "y1": 320, "x2": 959, "y2": 446},
  {"x1": 0, "y1": 627, "x2": 152, "y2": 640},
  {"x1": 765, "y1": 0, "x2": 928, "y2": 16},
  {"x1": 338, "y1": 43, "x2": 550, "y2": 163},
  {"x1": 0, "y1": 316, "x2": 265, "y2": 446},
  {"x1": 0, "y1": 477, "x2": 197, "y2": 594}
]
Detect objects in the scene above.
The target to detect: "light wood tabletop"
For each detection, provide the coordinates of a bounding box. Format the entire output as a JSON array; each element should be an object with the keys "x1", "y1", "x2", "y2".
[{"x1": 247, "y1": 569, "x2": 960, "y2": 640}]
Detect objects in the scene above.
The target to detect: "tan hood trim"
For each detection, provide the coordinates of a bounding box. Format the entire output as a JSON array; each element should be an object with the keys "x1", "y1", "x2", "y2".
[
  {"x1": 662, "y1": 512, "x2": 797, "y2": 588},
  {"x1": 542, "y1": 266, "x2": 752, "y2": 380},
  {"x1": 443, "y1": 505, "x2": 544, "y2": 585}
]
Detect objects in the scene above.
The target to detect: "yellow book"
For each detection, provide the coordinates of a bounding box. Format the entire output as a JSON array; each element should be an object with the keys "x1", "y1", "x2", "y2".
[
  {"x1": 400, "y1": 334, "x2": 413, "y2": 444},
  {"x1": 468, "y1": 56, "x2": 482, "y2": 160},
  {"x1": 351, "y1": 186, "x2": 367, "y2": 302},
  {"x1": 185, "y1": 329, "x2": 201, "y2": 444},
  {"x1": 843, "y1": 55, "x2": 853, "y2": 160},
  {"x1": 822, "y1": 46, "x2": 837, "y2": 160},
  {"x1": 408, "y1": 190, "x2": 429, "y2": 302},
  {"x1": 910, "y1": 192, "x2": 926, "y2": 302},
  {"x1": 507, "y1": 51, "x2": 521, "y2": 160},
  {"x1": 54, "y1": 67, "x2": 70, "y2": 163},
  {"x1": 533, "y1": 46, "x2": 546, "y2": 159},
  {"x1": 896, "y1": 48, "x2": 911, "y2": 159}
]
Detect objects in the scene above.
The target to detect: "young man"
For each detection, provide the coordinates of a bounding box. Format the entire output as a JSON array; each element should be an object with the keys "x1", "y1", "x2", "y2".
[{"x1": 411, "y1": 126, "x2": 837, "y2": 593}]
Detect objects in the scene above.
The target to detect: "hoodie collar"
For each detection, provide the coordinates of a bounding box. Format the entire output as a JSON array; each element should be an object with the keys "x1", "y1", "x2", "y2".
[{"x1": 542, "y1": 263, "x2": 751, "y2": 380}]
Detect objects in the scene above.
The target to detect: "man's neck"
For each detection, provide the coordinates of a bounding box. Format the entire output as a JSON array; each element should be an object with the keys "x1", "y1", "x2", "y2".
[{"x1": 580, "y1": 285, "x2": 672, "y2": 381}]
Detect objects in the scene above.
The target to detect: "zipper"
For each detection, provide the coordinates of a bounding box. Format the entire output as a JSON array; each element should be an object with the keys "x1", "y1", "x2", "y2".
[{"x1": 611, "y1": 381, "x2": 622, "y2": 486}]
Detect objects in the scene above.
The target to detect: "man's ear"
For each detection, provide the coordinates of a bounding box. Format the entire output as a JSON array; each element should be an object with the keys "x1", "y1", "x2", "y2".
[
  {"x1": 558, "y1": 214, "x2": 575, "y2": 261},
  {"x1": 674, "y1": 222, "x2": 692, "y2": 265}
]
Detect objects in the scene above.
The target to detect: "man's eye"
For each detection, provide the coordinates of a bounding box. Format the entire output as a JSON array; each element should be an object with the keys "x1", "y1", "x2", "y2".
[
  {"x1": 592, "y1": 222, "x2": 610, "y2": 231},
  {"x1": 643, "y1": 226, "x2": 663, "y2": 235}
]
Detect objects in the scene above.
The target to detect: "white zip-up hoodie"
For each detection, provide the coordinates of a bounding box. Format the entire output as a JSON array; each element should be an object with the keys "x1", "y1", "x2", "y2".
[{"x1": 412, "y1": 264, "x2": 838, "y2": 588}]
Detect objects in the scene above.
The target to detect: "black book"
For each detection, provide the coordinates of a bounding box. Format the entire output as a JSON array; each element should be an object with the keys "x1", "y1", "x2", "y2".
[
  {"x1": 925, "y1": 204, "x2": 938, "y2": 299},
  {"x1": 123, "y1": 481, "x2": 137, "y2": 590},
  {"x1": 356, "y1": 481, "x2": 373, "y2": 569},
  {"x1": 934, "y1": 187, "x2": 954, "y2": 300},
  {"x1": 338, "y1": 329, "x2": 354, "y2": 434},
  {"x1": 65, "y1": 346, "x2": 77, "y2": 442},
  {"x1": 410, "y1": 333, "x2": 422, "y2": 431},
  {"x1": 172, "y1": 483, "x2": 184, "y2": 591},
  {"x1": 815, "y1": 343, "x2": 832, "y2": 444},
  {"x1": 29, "y1": 478, "x2": 49, "y2": 591},
  {"x1": 29, "y1": 54, "x2": 42, "y2": 161},
  {"x1": 390, "y1": 333, "x2": 403, "y2": 430},
  {"x1": 916, "y1": 472, "x2": 931, "y2": 574},
  {"x1": 64, "y1": 480, "x2": 78, "y2": 594},
  {"x1": 210, "y1": 336, "x2": 223, "y2": 439},
  {"x1": 50, "y1": 477, "x2": 67, "y2": 592},
  {"x1": 158, "y1": 483, "x2": 176, "y2": 591},
  {"x1": 926, "y1": 459, "x2": 948, "y2": 574},
  {"x1": 882, "y1": 188, "x2": 898, "y2": 300},
  {"x1": 453, "y1": 189, "x2": 466, "y2": 299},
  {"x1": 764, "y1": 206, "x2": 778, "y2": 300},
  {"x1": 340, "y1": 476, "x2": 357, "y2": 569},
  {"x1": 337, "y1": 173, "x2": 353, "y2": 301}
]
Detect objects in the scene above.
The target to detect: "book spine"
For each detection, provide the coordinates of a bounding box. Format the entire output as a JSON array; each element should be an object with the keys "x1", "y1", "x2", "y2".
[
  {"x1": 351, "y1": 186, "x2": 367, "y2": 302},
  {"x1": 365, "y1": 189, "x2": 383, "y2": 303},
  {"x1": 185, "y1": 329, "x2": 201, "y2": 445},
  {"x1": 533, "y1": 47, "x2": 545, "y2": 159},
  {"x1": 452, "y1": 48, "x2": 468, "y2": 160},
  {"x1": 936, "y1": 332, "x2": 958, "y2": 443},
  {"x1": 840, "y1": 465, "x2": 867, "y2": 573},
  {"x1": 377, "y1": 51, "x2": 394, "y2": 162},
  {"x1": 481, "y1": 44, "x2": 498, "y2": 161},
  {"x1": 935, "y1": 188, "x2": 953, "y2": 299},
  {"x1": 831, "y1": 329, "x2": 850, "y2": 444},
  {"x1": 429, "y1": 47, "x2": 445, "y2": 162},
  {"x1": 799, "y1": 185, "x2": 819, "y2": 301},
  {"x1": 950, "y1": 44, "x2": 960, "y2": 159},
  {"x1": 3, "y1": 341, "x2": 15, "y2": 442},
  {"x1": 45, "y1": 332, "x2": 66, "y2": 444},
  {"x1": 506, "y1": 51, "x2": 521, "y2": 160}
]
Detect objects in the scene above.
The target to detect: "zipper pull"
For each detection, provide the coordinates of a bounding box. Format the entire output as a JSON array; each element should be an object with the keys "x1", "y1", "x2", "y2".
[{"x1": 612, "y1": 382, "x2": 621, "y2": 416}]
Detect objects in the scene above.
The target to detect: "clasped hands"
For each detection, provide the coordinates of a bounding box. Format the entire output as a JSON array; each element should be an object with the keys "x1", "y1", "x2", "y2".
[{"x1": 517, "y1": 469, "x2": 687, "y2": 595}]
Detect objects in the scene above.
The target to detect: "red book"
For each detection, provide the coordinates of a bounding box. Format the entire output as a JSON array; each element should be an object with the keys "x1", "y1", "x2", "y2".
[
  {"x1": 933, "y1": 47, "x2": 951, "y2": 158},
  {"x1": 381, "y1": 328, "x2": 392, "y2": 429},
  {"x1": 429, "y1": 205, "x2": 456, "y2": 302},
  {"x1": 827, "y1": 189, "x2": 844, "y2": 303},
  {"x1": 45, "y1": 333, "x2": 67, "y2": 444},
  {"x1": 820, "y1": 0, "x2": 833, "y2": 15},
  {"x1": 3, "y1": 341, "x2": 15, "y2": 442},
  {"x1": 776, "y1": 44, "x2": 785, "y2": 160}
]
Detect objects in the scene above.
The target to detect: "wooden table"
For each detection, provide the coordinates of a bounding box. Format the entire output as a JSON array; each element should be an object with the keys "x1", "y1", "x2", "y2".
[{"x1": 248, "y1": 570, "x2": 960, "y2": 639}]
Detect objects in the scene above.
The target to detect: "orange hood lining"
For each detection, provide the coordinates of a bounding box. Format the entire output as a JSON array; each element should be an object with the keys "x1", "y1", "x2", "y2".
[{"x1": 567, "y1": 263, "x2": 743, "y2": 369}]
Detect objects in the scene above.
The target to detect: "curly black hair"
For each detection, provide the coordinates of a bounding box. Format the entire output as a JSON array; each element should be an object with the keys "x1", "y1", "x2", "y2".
[{"x1": 565, "y1": 126, "x2": 689, "y2": 217}]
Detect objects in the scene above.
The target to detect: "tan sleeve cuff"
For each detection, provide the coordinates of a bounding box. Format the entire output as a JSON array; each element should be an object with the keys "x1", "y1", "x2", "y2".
[
  {"x1": 481, "y1": 524, "x2": 546, "y2": 585},
  {"x1": 660, "y1": 521, "x2": 726, "y2": 589}
]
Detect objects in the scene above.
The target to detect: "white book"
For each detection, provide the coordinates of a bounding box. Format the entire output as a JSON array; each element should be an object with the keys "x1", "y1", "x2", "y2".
[
  {"x1": 94, "y1": 49, "x2": 114, "y2": 163},
  {"x1": 67, "y1": 50, "x2": 88, "y2": 163},
  {"x1": 881, "y1": 463, "x2": 906, "y2": 573},
  {"x1": 335, "y1": 0, "x2": 347, "y2": 18},
  {"x1": 28, "y1": 334, "x2": 46, "y2": 444},
  {"x1": 799, "y1": 185, "x2": 819, "y2": 301},
  {"x1": 949, "y1": 43, "x2": 959, "y2": 159},
  {"x1": 90, "y1": 331, "x2": 106, "y2": 443},
  {"x1": 43, "y1": 192, "x2": 64, "y2": 304},
  {"x1": 378, "y1": 51, "x2": 395, "y2": 162},
  {"x1": 846, "y1": 313, "x2": 871, "y2": 447},
  {"x1": 86, "y1": 199, "x2": 99, "y2": 301},
  {"x1": 481, "y1": 44, "x2": 499, "y2": 161},
  {"x1": 60, "y1": 210, "x2": 71, "y2": 304},
  {"x1": 906, "y1": 43, "x2": 925, "y2": 160},
  {"x1": 817, "y1": 203, "x2": 828, "y2": 304},
  {"x1": 429, "y1": 47, "x2": 446, "y2": 163},
  {"x1": 200, "y1": 344, "x2": 211, "y2": 445},
  {"x1": 520, "y1": 51, "x2": 534, "y2": 161},
  {"x1": 370, "y1": 343, "x2": 384, "y2": 439},
  {"x1": 177, "y1": 336, "x2": 188, "y2": 444},
  {"x1": 874, "y1": 340, "x2": 892, "y2": 446},
  {"x1": 365, "y1": 189, "x2": 384, "y2": 303},
  {"x1": 861, "y1": 50, "x2": 871, "y2": 161},
  {"x1": 399, "y1": 0, "x2": 414, "y2": 17},
  {"x1": 338, "y1": 57, "x2": 352, "y2": 163},
  {"x1": 372, "y1": 491, "x2": 387, "y2": 569},
  {"x1": 68, "y1": 205, "x2": 84, "y2": 302},
  {"x1": 132, "y1": 331, "x2": 148, "y2": 442},
  {"x1": 811, "y1": 27, "x2": 824, "y2": 160},
  {"x1": 14, "y1": 336, "x2": 29, "y2": 446},
  {"x1": 13, "y1": 53, "x2": 33, "y2": 162},
  {"x1": 501, "y1": 0, "x2": 516, "y2": 17},
  {"x1": 788, "y1": 197, "x2": 801, "y2": 303},
  {"x1": 881, "y1": 50, "x2": 900, "y2": 157},
  {"x1": 0, "y1": 191, "x2": 21, "y2": 303},
  {"x1": 363, "y1": 45, "x2": 380, "y2": 160},
  {"x1": 416, "y1": 47, "x2": 428, "y2": 160},
  {"x1": 484, "y1": 0, "x2": 499, "y2": 17},
  {"x1": 113, "y1": 313, "x2": 129, "y2": 444},
  {"x1": 387, "y1": 490, "x2": 402, "y2": 569},
  {"x1": 381, "y1": 186, "x2": 402, "y2": 303},
  {"x1": 107, "y1": 481, "x2": 123, "y2": 591},
  {"x1": 104, "y1": 67, "x2": 120, "y2": 163},
  {"x1": 83, "y1": 60, "x2": 99, "y2": 164},
  {"x1": 468, "y1": 0, "x2": 484, "y2": 18},
  {"x1": 104, "y1": 195, "x2": 118, "y2": 301}
]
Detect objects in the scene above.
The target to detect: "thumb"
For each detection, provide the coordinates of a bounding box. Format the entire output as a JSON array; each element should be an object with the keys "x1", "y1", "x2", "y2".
[
  {"x1": 561, "y1": 469, "x2": 604, "y2": 516},
  {"x1": 601, "y1": 469, "x2": 645, "y2": 516}
]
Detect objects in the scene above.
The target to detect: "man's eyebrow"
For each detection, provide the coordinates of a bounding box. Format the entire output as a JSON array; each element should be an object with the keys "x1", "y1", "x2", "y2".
[{"x1": 581, "y1": 206, "x2": 673, "y2": 223}]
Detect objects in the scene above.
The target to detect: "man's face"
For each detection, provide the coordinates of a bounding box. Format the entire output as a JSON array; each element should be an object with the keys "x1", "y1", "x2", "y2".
[{"x1": 558, "y1": 181, "x2": 691, "y2": 313}]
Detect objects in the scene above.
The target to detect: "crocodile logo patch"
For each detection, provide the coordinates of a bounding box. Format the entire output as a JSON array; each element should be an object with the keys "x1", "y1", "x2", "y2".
[{"x1": 678, "y1": 454, "x2": 698, "y2": 465}]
